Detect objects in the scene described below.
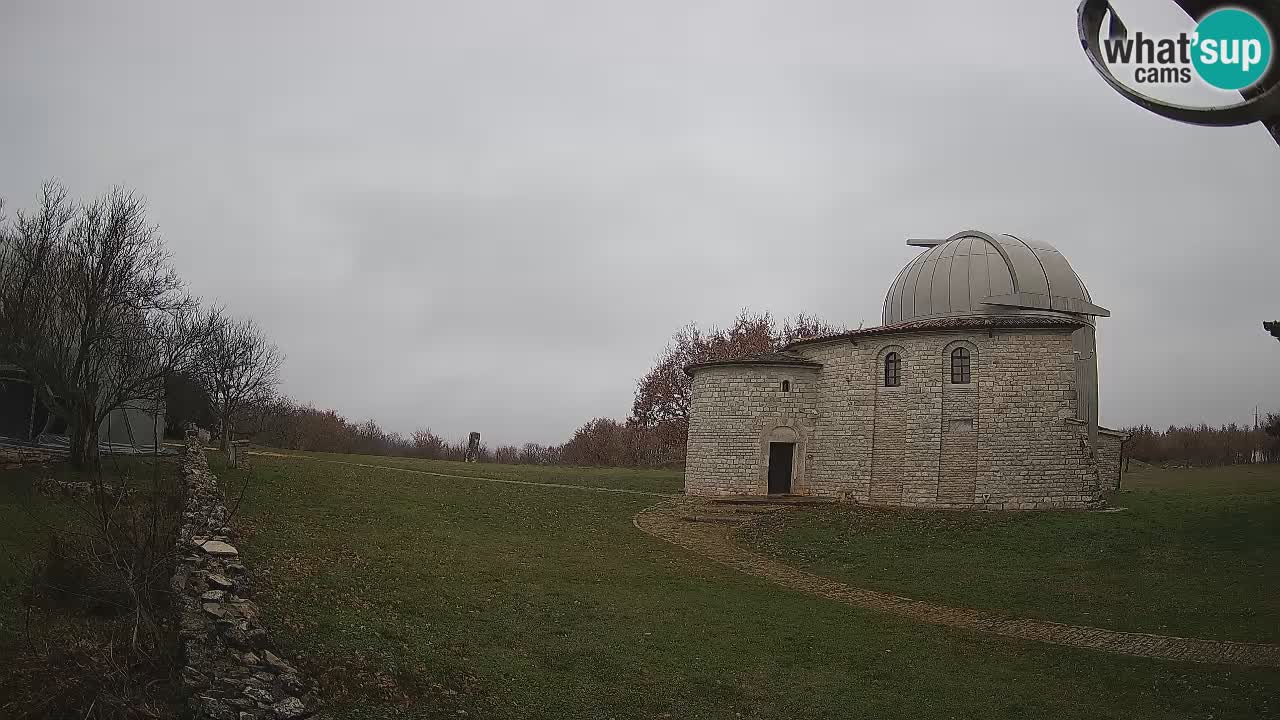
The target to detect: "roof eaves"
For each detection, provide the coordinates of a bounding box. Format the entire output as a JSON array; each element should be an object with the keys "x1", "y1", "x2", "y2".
[
  {"x1": 782, "y1": 316, "x2": 1085, "y2": 351},
  {"x1": 684, "y1": 353, "x2": 823, "y2": 377}
]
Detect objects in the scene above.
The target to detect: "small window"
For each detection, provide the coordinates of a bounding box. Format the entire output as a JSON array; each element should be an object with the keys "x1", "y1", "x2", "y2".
[
  {"x1": 884, "y1": 352, "x2": 900, "y2": 387},
  {"x1": 951, "y1": 347, "x2": 971, "y2": 384},
  {"x1": 781, "y1": 380, "x2": 790, "y2": 392}
]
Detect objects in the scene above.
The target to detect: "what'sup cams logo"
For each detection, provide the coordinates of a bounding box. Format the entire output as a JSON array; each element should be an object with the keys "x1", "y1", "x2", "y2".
[
  {"x1": 1078, "y1": 0, "x2": 1280, "y2": 143},
  {"x1": 1097, "y1": 6, "x2": 1273, "y2": 90}
]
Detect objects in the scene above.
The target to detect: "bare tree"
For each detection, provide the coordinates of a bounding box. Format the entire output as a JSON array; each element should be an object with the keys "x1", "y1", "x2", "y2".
[
  {"x1": 0, "y1": 182, "x2": 207, "y2": 469},
  {"x1": 197, "y1": 313, "x2": 283, "y2": 449}
]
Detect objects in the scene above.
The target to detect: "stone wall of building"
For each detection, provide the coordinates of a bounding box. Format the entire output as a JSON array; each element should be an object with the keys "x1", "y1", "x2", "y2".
[
  {"x1": 685, "y1": 328, "x2": 1109, "y2": 509},
  {"x1": 172, "y1": 433, "x2": 320, "y2": 720},
  {"x1": 685, "y1": 365, "x2": 820, "y2": 496},
  {"x1": 1096, "y1": 428, "x2": 1126, "y2": 491}
]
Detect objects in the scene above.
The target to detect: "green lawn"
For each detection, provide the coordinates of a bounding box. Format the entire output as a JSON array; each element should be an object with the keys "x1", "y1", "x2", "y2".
[
  {"x1": 232, "y1": 451, "x2": 1280, "y2": 720},
  {"x1": 737, "y1": 463, "x2": 1280, "y2": 644},
  {"x1": 256, "y1": 449, "x2": 684, "y2": 495}
]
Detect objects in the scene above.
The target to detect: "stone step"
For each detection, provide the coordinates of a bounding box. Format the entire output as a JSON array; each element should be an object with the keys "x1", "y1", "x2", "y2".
[
  {"x1": 709, "y1": 504, "x2": 779, "y2": 514},
  {"x1": 679, "y1": 513, "x2": 749, "y2": 524},
  {"x1": 709, "y1": 495, "x2": 834, "y2": 507}
]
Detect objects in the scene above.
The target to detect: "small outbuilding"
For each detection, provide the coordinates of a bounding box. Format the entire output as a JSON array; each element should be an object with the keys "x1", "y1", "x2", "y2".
[
  {"x1": 0, "y1": 363, "x2": 166, "y2": 452},
  {"x1": 684, "y1": 230, "x2": 1125, "y2": 510}
]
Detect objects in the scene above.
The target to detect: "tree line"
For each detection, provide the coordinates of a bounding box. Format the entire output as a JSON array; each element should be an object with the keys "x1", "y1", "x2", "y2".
[
  {"x1": 195, "y1": 302, "x2": 1280, "y2": 472},
  {"x1": 226, "y1": 401, "x2": 660, "y2": 467},
  {"x1": 239, "y1": 310, "x2": 837, "y2": 467},
  {"x1": 1121, "y1": 417, "x2": 1280, "y2": 468},
  {"x1": 171, "y1": 309, "x2": 840, "y2": 468}
]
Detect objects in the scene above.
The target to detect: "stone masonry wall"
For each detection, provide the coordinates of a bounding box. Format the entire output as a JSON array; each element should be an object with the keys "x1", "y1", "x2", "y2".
[
  {"x1": 685, "y1": 365, "x2": 820, "y2": 495},
  {"x1": 172, "y1": 433, "x2": 320, "y2": 720},
  {"x1": 685, "y1": 328, "x2": 1108, "y2": 509},
  {"x1": 1096, "y1": 429, "x2": 1126, "y2": 491}
]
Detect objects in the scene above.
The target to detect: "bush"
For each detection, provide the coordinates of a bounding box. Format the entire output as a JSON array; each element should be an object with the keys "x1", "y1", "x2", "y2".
[
  {"x1": 4, "y1": 459, "x2": 184, "y2": 719},
  {"x1": 36, "y1": 532, "x2": 131, "y2": 612}
]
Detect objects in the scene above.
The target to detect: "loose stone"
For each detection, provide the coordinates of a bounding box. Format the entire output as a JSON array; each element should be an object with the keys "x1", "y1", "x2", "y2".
[{"x1": 201, "y1": 539, "x2": 240, "y2": 556}]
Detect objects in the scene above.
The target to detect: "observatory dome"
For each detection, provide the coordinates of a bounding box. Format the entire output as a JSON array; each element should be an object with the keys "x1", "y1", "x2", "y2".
[{"x1": 882, "y1": 230, "x2": 1108, "y2": 326}]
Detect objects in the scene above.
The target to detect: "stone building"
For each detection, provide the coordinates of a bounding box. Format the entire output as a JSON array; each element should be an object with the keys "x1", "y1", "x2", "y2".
[{"x1": 684, "y1": 230, "x2": 1126, "y2": 510}]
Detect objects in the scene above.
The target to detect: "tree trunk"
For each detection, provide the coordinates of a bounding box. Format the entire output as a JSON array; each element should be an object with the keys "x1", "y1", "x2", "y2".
[
  {"x1": 219, "y1": 422, "x2": 229, "y2": 451},
  {"x1": 68, "y1": 407, "x2": 100, "y2": 471}
]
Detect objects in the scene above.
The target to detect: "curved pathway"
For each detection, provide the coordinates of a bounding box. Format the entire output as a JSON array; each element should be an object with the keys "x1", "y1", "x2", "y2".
[{"x1": 634, "y1": 498, "x2": 1280, "y2": 667}]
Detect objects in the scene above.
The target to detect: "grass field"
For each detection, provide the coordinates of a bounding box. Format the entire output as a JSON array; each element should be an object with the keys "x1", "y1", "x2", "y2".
[
  {"x1": 223, "y1": 451, "x2": 1280, "y2": 720},
  {"x1": 737, "y1": 463, "x2": 1280, "y2": 643},
  {"x1": 2, "y1": 452, "x2": 1277, "y2": 718}
]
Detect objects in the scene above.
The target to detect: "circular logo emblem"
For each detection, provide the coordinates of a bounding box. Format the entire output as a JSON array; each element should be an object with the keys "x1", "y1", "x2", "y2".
[{"x1": 1191, "y1": 8, "x2": 1273, "y2": 90}]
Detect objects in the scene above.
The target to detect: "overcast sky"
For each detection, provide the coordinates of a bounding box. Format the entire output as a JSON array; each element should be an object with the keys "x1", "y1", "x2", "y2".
[{"x1": 2, "y1": 0, "x2": 1277, "y2": 445}]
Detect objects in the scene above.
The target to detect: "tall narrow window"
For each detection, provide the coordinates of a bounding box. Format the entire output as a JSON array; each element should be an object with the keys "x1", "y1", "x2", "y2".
[
  {"x1": 884, "y1": 352, "x2": 900, "y2": 387},
  {"x1": 951, "y1": 347, "x2": 971, "y2": 384},
  {"x1": 781, "y1": 380, "x2": 790, "y2": 392}
]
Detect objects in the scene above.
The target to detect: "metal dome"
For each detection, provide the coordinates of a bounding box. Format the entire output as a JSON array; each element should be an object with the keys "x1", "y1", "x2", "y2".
[{"x1": 882, "y1": 230, "x2": 1109, "y2": 326}]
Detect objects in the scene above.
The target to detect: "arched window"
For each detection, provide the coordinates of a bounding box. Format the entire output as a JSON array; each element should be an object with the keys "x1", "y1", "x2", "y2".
[
  {"x1": 951, "y1": 347, "x2": 971, "y2": 384},
  {"x1": 884, "y1": 352, "x2": 900, "y2": 387},
  {"x1": 781, "y1": 380, "x2": 790, "y2": 392}
]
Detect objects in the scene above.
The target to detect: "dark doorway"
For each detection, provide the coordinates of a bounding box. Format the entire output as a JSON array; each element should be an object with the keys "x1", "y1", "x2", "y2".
[
  {"x1": 767, "y1": 442, "x2": 794, "y2": 494},
  {"x1": 0, "y1": 380, "x2": 35, "y2": 440}
]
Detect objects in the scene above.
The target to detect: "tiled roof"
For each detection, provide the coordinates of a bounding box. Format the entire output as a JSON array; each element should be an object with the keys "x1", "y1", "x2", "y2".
[
  {"x1": 684, "y1": 351, "x2": 822, "y2": 377},
  {"x1": 783, "y1": 315, "x2": 1085, "y2": 350}
]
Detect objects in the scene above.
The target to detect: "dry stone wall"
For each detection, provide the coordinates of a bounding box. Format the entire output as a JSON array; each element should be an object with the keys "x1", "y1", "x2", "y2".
[
  {"x1": 0, "y1": 446, "x2": 60, "y2": 468},
  {"x1": 172, "y1": 432, "x2": 320, "y2": 720},
  {"x1": 687, "y1": 328, "x2": 1111, "y2": 509}
]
